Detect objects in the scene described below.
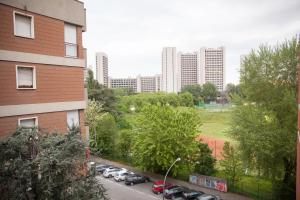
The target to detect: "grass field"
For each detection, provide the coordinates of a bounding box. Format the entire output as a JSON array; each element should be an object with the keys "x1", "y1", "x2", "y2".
[{"x1": 197, "y1": 109, "x2": 233, "y2": 142}]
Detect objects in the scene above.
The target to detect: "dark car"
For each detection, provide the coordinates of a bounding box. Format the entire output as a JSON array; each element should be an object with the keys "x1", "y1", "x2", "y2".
[
  {"x1": 196, "y1": 194, "x2": 222, "y2": 200},
  {"x1": 164, "y1": 186, "x2": 187, "y2": 199},
  {"x1": 124, "y1": 174, "x2": 150, "y2": 185},
  {"x1": 181, "y1": 190, "x2": 204, "y2": 199}
]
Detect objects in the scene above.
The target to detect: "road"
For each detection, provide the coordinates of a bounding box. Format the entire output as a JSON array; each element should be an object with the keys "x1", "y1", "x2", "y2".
[{"x1": 96, "y1": 175, "x2": 162, "y2": 200}]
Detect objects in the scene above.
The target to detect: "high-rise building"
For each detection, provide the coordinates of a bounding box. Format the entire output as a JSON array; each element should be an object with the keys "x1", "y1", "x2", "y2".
[
  {"x1": 137, "y1": 74, "x2": 161, "y2": 93},
  {"x1": 162, "y1": 47, "x2": 178, "y2": 93},
  {"x1": 108, "y1": 77, "x2": 137, "y2": 93},
  {"x1": 0, "y1": 0, "x2": 88, "y2": 139},
  {"x1": 200, "y1": 47, "x2": 225, "y2": 91},
  {"x1": 177, "y1": 52, "x2": 200, "y2": 91},
  {"x1": 96, "y1": 52, "x2": 108, "y2": 86}
]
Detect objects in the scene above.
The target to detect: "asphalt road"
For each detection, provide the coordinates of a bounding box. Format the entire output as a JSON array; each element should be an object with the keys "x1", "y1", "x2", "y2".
[{"x1": 96, "y1": 175, "x2": 162, "y2": 200}]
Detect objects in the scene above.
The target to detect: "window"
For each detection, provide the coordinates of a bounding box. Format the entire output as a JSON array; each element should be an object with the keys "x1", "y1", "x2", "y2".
[
  {"x1": 14, "y1": 11, "x2": 34, "y2": 38},
  {"x1": 19, "y1": 117, "x2": 38, "y2": 128},
  {"x1": 16, "y1": 66, "x2": 36, "y2": 89},
  {"x1": 67, "y1": 110, "x2": 79, "y2": 128},
  {"x1": 64, "y1": 23, "x2": 77, "y2": 57}
]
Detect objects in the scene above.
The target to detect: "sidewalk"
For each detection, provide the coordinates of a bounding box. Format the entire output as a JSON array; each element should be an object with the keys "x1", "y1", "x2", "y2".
[{"x1": 92, "y1": 156, "x2": 253, "y2": 200}]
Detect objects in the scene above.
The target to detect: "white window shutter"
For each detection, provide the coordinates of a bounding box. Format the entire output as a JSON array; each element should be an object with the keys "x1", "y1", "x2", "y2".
[
  {"x1": 15, "y1": 14, "x2": 31, "y2": 38},
  {"x1": 67, "y1": 110, "x2": 79, "y2": 127},
  {"x1": 64, "y1": 24, "x2": 77, "y2": 44},
  {"x1": 18, "y1": 67, "x2": 33, "y2": 87}
]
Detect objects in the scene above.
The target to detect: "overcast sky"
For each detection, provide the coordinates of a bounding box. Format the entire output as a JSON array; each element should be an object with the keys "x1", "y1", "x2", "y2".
[{"x1": 83, "y1": 0, "x2": 300, "y2": 84}]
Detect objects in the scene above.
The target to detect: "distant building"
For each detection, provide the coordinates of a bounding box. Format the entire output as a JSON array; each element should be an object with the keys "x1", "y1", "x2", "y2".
[
  {"x1": 162, "y1": 47, "x2": 178, "y2": 93},
  {"x1": 177, "y1": 52, "x2": 200, "y2": 91},
  {"x1": 137, "y1": 74, "x2": 161, "y2": 93},
  {"x1": 0, "y1": 0, "x2": 88, "y2": 139},
  {"x1": 108, "y1": 77, "x2": 137, "y2": 93},
  {"x1": 96, "y1": 52, "x2": 108, "y2": 86},
  {"x1": 200, "y1": 47, "x2": 225, "y2": 91}
]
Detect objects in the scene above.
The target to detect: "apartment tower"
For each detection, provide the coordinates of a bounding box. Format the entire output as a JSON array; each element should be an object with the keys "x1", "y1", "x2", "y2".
[
  {"x1": 96, "y1": 52, "x2": 108, "y2": 86},
  {"x1": 162, "y1": 47, "x2": 178, "y2": 93},
  {"x1": 200, "y1": 47, "x2": 225, "y2": 91},
  {"x1": 137, "y1": 74, "x2": 161, "y2": 93},
  {"x1": 177, "y1": 52, "x2": 200, "y2": 92},
  {"x1": 0, "y1": 0, "x2": 88, "y2": 139}
]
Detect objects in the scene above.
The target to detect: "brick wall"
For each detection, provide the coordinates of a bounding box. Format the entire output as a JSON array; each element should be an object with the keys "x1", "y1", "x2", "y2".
[
  {"x1": 0, "y1": 3, "x2": 84, "y2": 59},
  {"x1": 0, "y1": 110, "x2": 86, "y2": 139},
  {"x1": 0, "y1": 61, "x2": 85, "y2": 106}
]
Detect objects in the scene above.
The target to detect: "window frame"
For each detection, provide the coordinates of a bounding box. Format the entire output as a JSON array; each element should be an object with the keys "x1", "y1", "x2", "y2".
[
  {"x1": 13, "y1": 11, "x2": 35, "y2": 39},
  {"x1": 64, "y1": 23, "x2": 78, "y2": 58},
  {"x1": 16, "y1": 65, "x2": 37, "y2": 90},
  {"x1": 18, "y1": 116, "x2": 38, "y2": 127}
]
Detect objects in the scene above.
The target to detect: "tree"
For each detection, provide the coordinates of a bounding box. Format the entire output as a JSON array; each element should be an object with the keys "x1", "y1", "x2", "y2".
[
  {"x1": 231, "y1": 38, "x2": 299, "y2": 198},
  {"x1": 94, "y1": 113, "x2": 118, "y2": 156},
  {"x1": 202, "y1": 83, "x2": 217, "y2": 103},
  {"x1": 0, "y1": 128, "x2": 108, "y2": 200},
  {"x1": 225, "y1": 83, "x2": 241, "y2": 100},
  {"x1": 116, "y1": 129, "x2": 134, "y2": 161},
  {"x1": 131, "y1": 105, "x2": 200, "y2": 176},
  {"x1": 181, "y1": 84, "x2": 202, "y2": 105},
  {"x1": 87, "y1": 70, "x2": 119, "y2": 116},
  {"x1": 85, "y1": 100, "x2": 106, "y2": 150},
  {"x1": 193, "y1": 142, "x2": 216, "y2": 176},
  {"x1": 220, "y1": 142, "x2": 243, "y2": 189},
  {"x1": 178, "y1": 92, "x2": 194, "y2": 107}
]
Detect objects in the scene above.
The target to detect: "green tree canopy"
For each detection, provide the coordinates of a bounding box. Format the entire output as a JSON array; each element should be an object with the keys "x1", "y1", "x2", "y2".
[
  {"x1": 193, "y1": 142, "x2": 216, "y2": 176},
  {"x1": 0, "y1": 128, "x2": 107, "y2": 200},
  {"x1": 181, "y1": 84, "x2": 202, "y2": 104},
  {"x1": 202, "y1": 83, "x2": 217, "y2": 103},
  {"x1": 231, "y1": 38, "x2": 299, "y2": 198},
  {"x1": 131, "y1": 105, "x2": 200, "y2": 175}
]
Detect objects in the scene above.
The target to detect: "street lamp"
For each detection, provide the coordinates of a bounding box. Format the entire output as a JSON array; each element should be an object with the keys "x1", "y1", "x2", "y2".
[{"x1": 162, "y1": 157, "x2": 181, "y2": 200}]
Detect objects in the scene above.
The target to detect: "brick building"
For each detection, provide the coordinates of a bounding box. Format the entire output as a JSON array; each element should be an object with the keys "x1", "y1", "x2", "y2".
[{"x1": 0, "y1": 0, "x2": 88, "y2": 140}]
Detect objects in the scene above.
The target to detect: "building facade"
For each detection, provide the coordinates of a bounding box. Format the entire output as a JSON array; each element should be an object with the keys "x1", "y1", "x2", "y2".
[
  {"x1": 95, "y1": 52, "x2": 108, "y2": 86},
  {"x1": 137, "y1": 74, "x2": 161, "y2": 93},
  {"x1": 177, "y1": 52, "x2": 200, "y2": 91},
  {"x1": 108, "y1": 77, "x2": 137, "y2": 93},
  {"x1": 200, "y1": 47, "x2": 225, "y2": 91},
  {"x1": 162, "y1": 47, "x2": 178, "y2": 93},
  {"x1": 0, "y1": 0, "x2": 87, "y2": 139}
]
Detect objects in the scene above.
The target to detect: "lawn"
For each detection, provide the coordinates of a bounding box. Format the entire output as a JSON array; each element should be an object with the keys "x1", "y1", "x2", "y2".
[{"x1": 197, "y1": 109, "x2": 233, "y2": 142}]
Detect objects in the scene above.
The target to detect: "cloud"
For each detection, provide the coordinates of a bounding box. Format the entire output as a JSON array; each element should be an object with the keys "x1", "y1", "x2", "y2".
[{"x1": 83, "y1": 0, "x2": 300, "y2": 84}]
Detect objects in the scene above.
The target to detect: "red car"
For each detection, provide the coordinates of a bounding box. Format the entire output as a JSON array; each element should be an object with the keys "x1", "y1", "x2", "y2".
[{"x1": 152, "y1": 180, "x2": 173, "y2": 194}]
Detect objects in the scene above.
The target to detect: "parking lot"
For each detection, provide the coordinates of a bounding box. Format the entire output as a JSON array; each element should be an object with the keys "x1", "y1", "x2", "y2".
[
  {"x1": 96, "y1": 175, "x2": 161, "y2": 200},
  {"x1": 93, "y1": 158, "x2": 253, "y2": 200}
]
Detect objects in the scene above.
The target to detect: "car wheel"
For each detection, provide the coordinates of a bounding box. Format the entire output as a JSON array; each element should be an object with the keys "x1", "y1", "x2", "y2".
[
  {"x1": 130, "y1": 182, "x2": 134, "y2": 186},
  {"x1": 109, "y1": 174, "x2": 112, "y2": 178},
  {"x1": 157, "y1": 192, "x2": 160, "y2": 195}
]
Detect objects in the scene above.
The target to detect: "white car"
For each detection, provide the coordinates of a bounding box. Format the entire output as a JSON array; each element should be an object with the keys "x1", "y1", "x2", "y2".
[
  {"x1": 114, "y1": 171, "x2": 135, "y2": 182},
  {"x1": 103, "y1": 168, "x2": 127, "y2": 178}
]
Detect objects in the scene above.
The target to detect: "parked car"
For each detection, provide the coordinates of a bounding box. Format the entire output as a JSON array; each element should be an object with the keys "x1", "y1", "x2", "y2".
[
  {"x1": 152, "y1": 180, "x2": 173, "y2": 194},
  {"x1": 124, "y1": 174, "x2": 150, "y2": 186},
  {"x1": 95, "y1": 164, "x2": 112, "y2": 173},
  {"x1": 103, "y1": 168, "x2": 125, "y2": 178},
  {"x1": 164, "y1": 186, "x2": 187, "y2": 199},
  {"x1": 114, "y1": 171, "x2": 135, "y2": 182},
  {"x1": 181, "y1": 190, "x2": 204, "y2": 199},
  {"x1": 196, "y1": 194, "x2": 222, "y2": 200}
]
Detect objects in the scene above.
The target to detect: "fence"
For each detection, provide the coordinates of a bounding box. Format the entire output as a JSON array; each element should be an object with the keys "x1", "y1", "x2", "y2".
[{"x1": 196, "y1": 103, "x2": 233, "y2": 111}]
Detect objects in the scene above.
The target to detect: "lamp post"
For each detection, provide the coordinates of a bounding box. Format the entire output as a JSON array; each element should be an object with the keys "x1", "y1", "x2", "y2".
[{"x1": 162, "y1": 157, "x2": 181, "y2": 200}]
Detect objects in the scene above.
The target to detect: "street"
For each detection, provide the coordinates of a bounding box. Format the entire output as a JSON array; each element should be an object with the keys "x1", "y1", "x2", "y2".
[{"x1": 96, "y1": 175, "x2": 162, "y2": 200}]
